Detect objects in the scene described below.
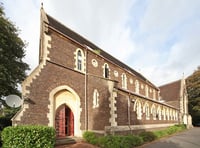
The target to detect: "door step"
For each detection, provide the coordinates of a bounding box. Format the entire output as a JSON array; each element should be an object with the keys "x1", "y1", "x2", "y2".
[{"x1": 55, "y1": 137, "x2": 82, "y2": 146}]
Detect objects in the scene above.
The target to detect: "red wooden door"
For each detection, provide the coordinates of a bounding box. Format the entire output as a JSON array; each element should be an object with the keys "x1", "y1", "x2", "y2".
[{"x1": 55, "y1": 105, "x2": 74, "y2": 137}]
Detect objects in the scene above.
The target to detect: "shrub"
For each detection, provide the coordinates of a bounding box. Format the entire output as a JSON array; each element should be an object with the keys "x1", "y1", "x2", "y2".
[
  {"x1": 153, "y1": 130, "x2": 168, "y2": 138},
  {"x1": 139, "y1": 131, "x2": 156, "y2": 142},
  {"x1": 97, "y1": 135, "x2": 143, "y2": 148},
  {"x1": 83, "y1": 131, "x2": 98, "y2": 145},
  {"x1": 166, "y1": 124, "x2": 186, "y2": 135},
  {"x1": 1, "y1": 125, "x2": 55, "y2": 148},
  {"x1": 153, "y1": 124, "x2": 186, "y2": 139},
  {"x1": 124, "y1": 135, "x2": 143, "y2": 147}
]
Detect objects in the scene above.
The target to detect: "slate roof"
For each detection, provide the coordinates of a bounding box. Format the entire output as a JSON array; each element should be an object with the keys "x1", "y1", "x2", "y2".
[
  {"x1": 45, "y1": 13, "x2": 158, "y2": 89},
  {"x1": 159, "y1": 80, "x2": 181, "y2": 102}
]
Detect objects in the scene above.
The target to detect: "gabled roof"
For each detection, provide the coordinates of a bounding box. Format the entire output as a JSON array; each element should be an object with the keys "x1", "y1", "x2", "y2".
[
  {"x1": 159, "y1": 80, "x2": 181, "y2": 102},
  {"x1": 44, "y1": 10, "x2": 158, "y2": 89}
]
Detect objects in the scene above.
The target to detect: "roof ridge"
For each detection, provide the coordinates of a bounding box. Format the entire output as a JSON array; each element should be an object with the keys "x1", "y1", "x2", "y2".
[{"x1": 159, "y1": 79, "x2": 181, "y2": 88}]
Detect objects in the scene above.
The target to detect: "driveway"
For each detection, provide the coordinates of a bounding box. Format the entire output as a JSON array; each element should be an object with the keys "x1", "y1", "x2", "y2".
[{"x1": 138, "y1": 127, "x2": 200, "y2": 148}]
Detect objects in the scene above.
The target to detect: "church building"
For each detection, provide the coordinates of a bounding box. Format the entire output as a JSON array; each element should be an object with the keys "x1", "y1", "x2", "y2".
[{"x1": 12, "y1": 8, "x2": 189, "y2": 137}]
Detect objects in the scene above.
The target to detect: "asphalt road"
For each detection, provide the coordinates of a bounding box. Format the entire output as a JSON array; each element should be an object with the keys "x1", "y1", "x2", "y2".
[{"x1": 138, "y1": 127, "x2": 200, "y2": 148}]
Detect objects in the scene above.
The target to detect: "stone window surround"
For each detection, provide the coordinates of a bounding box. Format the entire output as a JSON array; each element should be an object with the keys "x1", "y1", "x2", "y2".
[
  {"x1": 93, "y1": 89, "x2": 99, "y2": 108},
  {"x1": 74, "y1": 48, "x2": 85, "y2": 73}
]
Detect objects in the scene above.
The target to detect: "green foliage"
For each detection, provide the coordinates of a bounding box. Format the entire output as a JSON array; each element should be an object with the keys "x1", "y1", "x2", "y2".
[
  {"x1": 153, "y1": 130, "x2": 168, "y2": 138},
  {"x1": 139, "y1": 131, "x2": 156, "y2": 142},
  {"x1": 186, "y1": 67, "x2": 200, "y2": 125},
  {"x1": 153, "y1": 124, "x2": 186, "y2": 139},
  {"x1": 1, "y1": 125, "x2": 56, "y2": 148},
  {"x1": 98, "y1": 135, "x2": 143, "y2": 148},
  {"x1": 83, "y1": 125, "x2": 186, "y2": 148},
  {"x1": 0, "y1": 4, "x2": 29, "y2": 99},
  {"x1": 83, "y1": 131, "x2": 98, "y2": 145},
  {"x1": 83, "y1": 131, "x2": 143, "y2": 148}
]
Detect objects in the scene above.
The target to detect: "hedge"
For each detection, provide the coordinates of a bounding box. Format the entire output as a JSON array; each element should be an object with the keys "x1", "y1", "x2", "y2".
[
  {"x1": 1, "y1": 125, "x2": 56, "y2": 148},
  {"x1": 83, "y1": 124, "x2": 186, "y2": 148},
  {"x1": 83, "y1": 131, "x2": 143, "y2": 148}
]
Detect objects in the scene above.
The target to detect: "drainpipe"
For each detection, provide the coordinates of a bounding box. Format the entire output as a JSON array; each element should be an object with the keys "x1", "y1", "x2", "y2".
[
  {"x1": 127, "y1": 93, "x2": 132, "y2": 134},
  {"x1": 84, "y1": 46, "x2": 88, "y2": 131}
]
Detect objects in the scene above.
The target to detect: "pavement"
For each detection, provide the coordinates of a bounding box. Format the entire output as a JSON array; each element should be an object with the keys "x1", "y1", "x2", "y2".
[{"x1": 137, "y1": 127, "x2": 200, "y2": 148}]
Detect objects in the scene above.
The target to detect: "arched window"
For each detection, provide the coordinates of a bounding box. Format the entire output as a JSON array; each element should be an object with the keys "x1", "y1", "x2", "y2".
[
  {"x1": 93, "y1": 89, "x2": 99, "y2": 108},
  {"x1": 143, "y1": 102, "x2": 150, "y2": 120},
  {"x1": 153, "y1": 89, "x2": 156, "y2": 100},
  {"x1": 77, "y1": 50, "x2": 82, "y2": 71},
  {"x1": 145, "y1": 85, "x2": 149, "y2": 97},
  {"x1": 74, "y1": 49, "x2": 85, "y2": 72},
  {"x1": 162, "y1": 107, "x2": 166, "y2": 120},
  {"x1": 103, "y1": 63, "x2": 109, "y2": 78},
  {"x1": 166, "y1": 108, "x2": 169, "y2": 120},
  {"x1": 134, "y1": 100, "x2": 142, "y2": 120},
  {"x1": 135, "y1": 80, "x2": 139, "y2": 94},
  {"x1": 121, "y1": 73, "x2": 127, "y2": 89},
  {"x1": 151, "y1": 104, "x2": 156, "y2": 120},
  {"x1": 157, "y1": 106, "x2": 162, "y2": 120}
]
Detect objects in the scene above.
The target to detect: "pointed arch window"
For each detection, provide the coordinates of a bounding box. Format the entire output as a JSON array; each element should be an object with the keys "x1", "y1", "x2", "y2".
[
  {"x1": 135, "y1": 80, "x2": 139, "y2": 94},
  {"x1": 162, "y1": 107, "x2": 166, "y2": 120},
  {"x1": 157, "y1": 106, "x2": 162, "y2": 120},
  {"x1": 74, "y1": 49, "x2": 85, "y2": 72},
  {"x1": 151, "y1": 104, "x2": 157, "y2": 120},
  {"x1": 121, "y1": 73, "x2": 127, "y2": 89},
  {"x1": 134, "y1": 100, "x2": 142, "y2": 120},
  {"x1": 145, "y1": 85, "x2": 149, "y2": 97},
  {"x1": 77, "y1": 50, "x2": 82, "y2": 71},
  {"x1": 103, "y1": 63, "x2": 110, "y2": 78},
  {"x1": 93, "y1": 89, "x2": 99, "y2": 108},
  {"x1": 143, "y1": 102, "x2": 150, "y2": 120}
]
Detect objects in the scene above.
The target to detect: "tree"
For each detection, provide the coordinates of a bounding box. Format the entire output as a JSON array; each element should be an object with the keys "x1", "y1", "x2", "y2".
[
  {"x1": 0, "y1": 4, "x2": 29, "y2": 100},
  {"x1": 186, "y1": 67, "x2": 200, "y2": 125}
]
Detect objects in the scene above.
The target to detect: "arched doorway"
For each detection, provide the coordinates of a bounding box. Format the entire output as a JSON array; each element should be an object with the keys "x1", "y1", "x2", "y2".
[
  {"x1": 48, "y1": 85, "x2": 82, "y2": 137},
  {"x1": 55, "y1": 104, "x2": 74, "y2": 137}
]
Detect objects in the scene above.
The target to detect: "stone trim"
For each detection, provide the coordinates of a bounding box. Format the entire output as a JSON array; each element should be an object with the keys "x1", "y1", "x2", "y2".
[
  {"x1": 105, "y1": 123, "x2": 178, "y2": 132},
  {"x1": 12, "y1": 33, "x2": 51, "y2": 123},
  {"x1": 74, "y1": 48, "x2": 86, "y2": 73},
  {"x1": 48, "y1": 85, "x2": 82, "y2": 137},
  {"x1": 109, "y1": 87, "x2": 118, "y2": 126}
]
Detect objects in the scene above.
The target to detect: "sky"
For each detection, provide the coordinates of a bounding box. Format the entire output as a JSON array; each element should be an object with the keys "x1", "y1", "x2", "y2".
[{"x1": 1, "y1": 0, "x2": 200, "y2": 86}]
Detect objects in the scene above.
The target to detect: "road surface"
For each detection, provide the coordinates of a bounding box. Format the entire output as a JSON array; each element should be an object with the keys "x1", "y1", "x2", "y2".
[{"x1": 138, "y1": 127, "x2": 200, "y2": 148}]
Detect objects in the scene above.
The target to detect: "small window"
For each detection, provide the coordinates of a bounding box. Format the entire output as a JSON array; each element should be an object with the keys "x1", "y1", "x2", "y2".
[
  {"x1": 77, "y1": 50, "x2": 82, "y2": 71},
  {"x1": 162, "y1": 108, "x2": 166, "y2": 120},
  {"x1": 151, "y1": 104, "x2": 156, "y2": 120},
  {"x1": 134, "y1": 100, "x2": 142, "y2": 120},
  {"x1": 103, "y1": 63, "x2": 110, "y2": 78},
  {"x1": 157, "y1": 106, "x2": 162, "y2": 120},
  {"x1": 143, "y1": 102, "x2": 150, "y2": 120},
  {"x1": 74, "y1": 48, "x2": 85, "y2": 72},
  {"x1": 145, "y1": 85, "x2": 149, "y2": 97},
  {"x1": 93, "y1": 89, "x2": 99, "y2": 108},
  {"x1": 135, "y1": 80, "x2": 139, "y2": 93},
  {"x1": 121, "y1": 73, "x2": 127, "y2": 89}
]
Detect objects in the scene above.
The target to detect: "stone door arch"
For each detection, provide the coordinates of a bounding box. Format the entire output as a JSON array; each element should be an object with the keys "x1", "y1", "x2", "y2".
[{"x1": 48, "y1": 85, "x2": 82, "y2": 137}]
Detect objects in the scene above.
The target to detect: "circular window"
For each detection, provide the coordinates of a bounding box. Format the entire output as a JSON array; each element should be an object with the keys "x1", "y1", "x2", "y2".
[
  {"x1": 114, "y1": 70, "x2": 118, "y2": 77},
  {"x1": 92, "y1": 59, "x2": 98, "y2": 67}
]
